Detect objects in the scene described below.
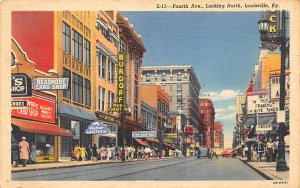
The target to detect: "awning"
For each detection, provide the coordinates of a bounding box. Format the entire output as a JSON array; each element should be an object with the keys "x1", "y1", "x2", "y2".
[
  {"x1": 163, "y1": 143, "x2": 175, "y2": 148},
  {"x1": 135, "y1": 138, "x2": 148, "y2": 146},
  {"x1": 146, "y1": 138, "x2": 159, "y2": 143},
  {"x1": 11, "y1": 118, "x2": 72, "y2": 137},
  {"x1": 60, "y1": 103, "x2": 97, "y2": 121}
]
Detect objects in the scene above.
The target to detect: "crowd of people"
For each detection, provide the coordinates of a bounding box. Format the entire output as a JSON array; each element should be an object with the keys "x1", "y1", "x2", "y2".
[
  {"x1": 241, "y1": 137, "x2": 279, "y2": 162},
  {"x1": 71, "y1": 144, "x2": 183, "y2": 162}
]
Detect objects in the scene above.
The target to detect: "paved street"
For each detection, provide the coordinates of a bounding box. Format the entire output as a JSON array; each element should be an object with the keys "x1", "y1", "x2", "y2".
[{"x1": 12, "y1": 157, "x2": 265, "y2": 181}]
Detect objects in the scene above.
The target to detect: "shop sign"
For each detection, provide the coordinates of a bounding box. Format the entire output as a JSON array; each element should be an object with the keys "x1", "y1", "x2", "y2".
[
  {"x1": 163, "y1": 139, "x2": 172, "y2": 143},
  {"x1": 184, "y1": 125, "x2": 194, "y2": 134},
  {"x1": 132, "y1": 131, "x2": 157, "y2": 138},
  {"x1": 11, "y1": 100, "x2": 27, "y2": 108},
  {"x1": 256, "y1": 124, "x2": 273, "y2": 132},
  {"x1": 11, "y1": 73, "x2": 32, "y2": 97},
  {"x1": 95, "y1": 111, "x2": 118, "y2": 123},
  {"x1": 33, "y1": 78, "x2": 69, "y2": 90},
  {"x1": 85, "y1": 121, "x2": 110, "y2": 134},
  {"x1": 11, "y1": 96, "x2": 56, "y2": 123},
  {"x1": 264, "y1": 10, "x2": 281, "y2": 38},
  {"x1": 108, "y1": 52, "x2": 128, "y2": 112},
  {"x1": 164, "y1": 133, "x2": 177, "y2": 139}
]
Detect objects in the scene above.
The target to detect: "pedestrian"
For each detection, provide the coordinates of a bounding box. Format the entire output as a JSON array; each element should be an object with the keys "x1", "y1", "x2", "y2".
[
  {"x1": 74, "y1": 144, "x2": 81, "y2": 161},
  {"x1": 92, "y1": 144, "x2": 98, "y2": 162},
  {"x1": 11, "y1": 136, "x2": 19, "y2": 167},
  {"x1": 210, "y1": 148, "x2": 218, "y2": 159},
  {"x1": 266, "y1": 138, "x2": 273, "y2": 163},
  {"x1": 19, "y1": 137, "x2": 30, "y2": 167},
  {"x1": 257, "y1": 140, "x2": 264, "y2": 162},
  {"x1": 169, "y1": 148, "x2": 173, "y2": 157},
  {"x1": 87, "y1": 144, "x2": 93, "y2": 161},
  {"x1": 111, "y1": 145, "x2": 115, "y2": 160},
  {"x1": 29, "y1": 142, "x2": 36, "y2": 164},
  {"x1": 273, "y1": 137, "x2": 279, "y2": 162},
  {"x1": 141, "y1": 146, "x2": 145, "y2": 159},
  {"x1": 100, "y1": 145, "x2": 105, "y2": 160},
  {"x1": 130, "y1": 146, "x2": 135, "y2": 160},
  {"x1": 127, "y1": 146, "x2": 131, "y2": 160},
  {"x1": 243, "y1": 146, "x2": 248, "y2": 160},
  {"x1": 107, "y1": 146, "x2": 112, "y2": 160},
  {"x1": 80, "y1": 145, "x2": 87, "y2": 161}
]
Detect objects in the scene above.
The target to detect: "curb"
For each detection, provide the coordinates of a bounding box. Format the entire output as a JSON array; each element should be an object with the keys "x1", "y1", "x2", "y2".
[
  {"x1": 237, "y1": 157, "x2": 273, "y2": 180},
  {"x1": 12, "y1": 156, "x2": 182, "y2": 173}
]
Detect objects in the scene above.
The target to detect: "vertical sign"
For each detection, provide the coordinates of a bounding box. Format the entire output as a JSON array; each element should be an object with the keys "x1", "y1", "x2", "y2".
[
  {"x1": 264, "y1": 10, "x2": 281, "y2": 38},
  {"x1": 118, "y1": 52, "x2": 126, "y2": 109}
]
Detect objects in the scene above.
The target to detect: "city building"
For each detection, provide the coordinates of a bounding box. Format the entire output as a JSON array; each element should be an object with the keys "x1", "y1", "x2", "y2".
[
  {"x1": 141, "y1": 85, "x2": 170, "y2": 148},
  {"x1": 199, "y1": 98, "x2": 215, "y2": 148},
  {"x1": 94, "y1": 11, "x2": 120, "y2": 147},
  {"x1": 213, "y1": 122, "x2": 223, "y2": 149},
  {"x1": 141, "y1": 65, "x2": 201, "y2": 146},
  {"x1": 12, "y1": 11, "x2": 98, "y2": 161},
  {"x1": 11, "y1": 38, "x2": 72, "y2": 162},
  {"x1": 234, "y1": 95, "x2": 246, "y2": 149},
  {"x1": 107, "y1": 11, "x2": 146, "y2": 146}
]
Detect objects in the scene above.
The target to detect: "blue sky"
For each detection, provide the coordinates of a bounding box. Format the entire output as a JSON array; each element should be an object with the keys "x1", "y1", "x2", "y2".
[{"x1": 123, "y1": 11, "x2": 261, "y2": 147}]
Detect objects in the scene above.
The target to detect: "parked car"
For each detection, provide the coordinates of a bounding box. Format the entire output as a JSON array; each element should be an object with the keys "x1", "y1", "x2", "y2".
[
  {"x1": 215, "y1": 148, "x2": 224, "y2": 156},
  {"x1": 197, "y1": 148, "x2": 209, "y2": 159},
  {"x1": 224, "y1": 149, "x2": 233, "y2": 157}
]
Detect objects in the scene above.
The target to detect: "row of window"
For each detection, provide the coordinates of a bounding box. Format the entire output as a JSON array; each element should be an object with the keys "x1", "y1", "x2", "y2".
[
  {"x1": 141, "y1": 110, "x2": 157, "y2": 131},
  {"x1": 98, "y1": 87, "x2": 115, "y2": 111},
  {"x1": 96, "y1": 21, "x2": 119, "y2": 48},
  {"x1": 145, "y1": 72, "x2": 183, "y2": 82},
  {"x1": 63, "y1": 22, "x2": 90, "y2": 67},
  {"x1": 63, "y1": 68, "x2": 91, "y2": 106},
  {"x1": 157, "y1": 99, "x2": 169, "y2": 115},
  {"x1": 98, "y1": 52, "x2": 116, "y2": 83}
]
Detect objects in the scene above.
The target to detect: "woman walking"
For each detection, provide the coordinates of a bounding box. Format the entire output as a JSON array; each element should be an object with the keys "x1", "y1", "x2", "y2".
[
  {"x1": 100, "y1": 145, "x2": 105, "y2": 160},
  {"x1": 92, "y1": 144, "x2": 98, "y2": 162},
  {"x1": 19, "y1": 137, "x2": 30, "y2": 167},
  {"x1": 74, "y1": 144, "x2": 81, "y2": 161},
  {"x1": 80, "y1": 145, "x2": 87, "y2": 161}
]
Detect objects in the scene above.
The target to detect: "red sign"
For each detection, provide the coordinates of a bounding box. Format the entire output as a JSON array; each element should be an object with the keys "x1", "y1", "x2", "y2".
[
  {"x1": 11, "y1": 96, "x2": 56, "y2": 123},
  {"x1": 184, "y1": 125, "x2": 194, "y2": 134}
]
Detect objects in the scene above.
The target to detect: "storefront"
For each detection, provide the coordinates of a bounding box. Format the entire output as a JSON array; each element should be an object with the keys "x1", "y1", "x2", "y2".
[
  {"x1": 95, "y1": 111, "x2": 118, "y2": 147},
  {"x1": 59, "y1": 103, "x2": 97, "y2": 160},
  {"x1": 11, "y1": 91, "x2": 72, "y2": 163}
]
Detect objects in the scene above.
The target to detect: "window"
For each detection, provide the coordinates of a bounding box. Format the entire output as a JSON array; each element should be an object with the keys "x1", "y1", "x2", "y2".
[
  {"x1": 62, "y1": 22, "x2": 70, "y2": 54},
  {"x1": 146, "y1": 73, "x2": 150, "y2": 82},
  {"x1": 158, "y1": 100, "x2": 161, "y2": 113},
  {"x1": 133, "y1": 105, "x2": 138, "y2": 122},
  {"x1": 200, "y1": 102, "x2": 204, "y2": 106},
  {"x1": 72, "y1": 73, "x2": 83, "y2": 103},
  {"x1": 101, "y1": 53, "x2": 106, "y2": 79},
  {"x1": 177, "y1": 84, "x2": 182, "y2": 91},
  {"x1": 177, "y1": 95, "x2": 182, "y2": 103},
  {"x1": 84, "y1": 39, "x2": 90, "y2": 67},
  {"x1": 72, "y1": 29, "x2": 83, "y2": 62},
  {"x1": 134, "y1": 55, "x2": 138, "y2": 75},
  {"x1": 170, "y1": 85, "x2": 173, "y2": 91},
  {"x1": 108, "y1": 91, "x2": 115, "y2": 108},
  {"x1": 152, "y1": 115, "x2": 156, "y2": 130},
  {"x1": 84, "y1": 79, "x2": 91, "y2": 106},
  {"x1": 166, "y1": 106, "x2": 169, "y2": 114},
  {"x1": 108, "y1": 58, "x2": 111, "y2": 82},
  {"x1": 134, "y1": 80, "x2": 138, "y2": 99},
  {"x1": 111, "y1": 60, "x2": 115, "y2": 84},
  {"x1": 142, "y1": 110, "x2": 146, "y2": 127},
  {"x1": 177, "y1": 72, "x2": 182, "y2": 81},
  {"x1": 63, "y1": 68, "x2": 71, "y2": 99},
  {"x1": 120, "y1": 40, "x2": 126, "y2": 53},
  {"x1": 101, "y1": 88, "x2": 105, "y2": 111},
  {"x1": 161, "y1": 72, "x2": 166, "y2": 81},
  {"x1": 147, "y1": 113, "x2": 152, "y2": 130},
  {"x1": 170, "y1": 96, "x2": 173, "y2": 101}
]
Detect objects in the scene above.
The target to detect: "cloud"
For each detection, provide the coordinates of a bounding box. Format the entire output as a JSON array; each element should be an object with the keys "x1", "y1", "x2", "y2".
[
  {"x1": 216, "y1": 113, "x2": 235, "y2": 121},
  {"x1": 207, "y1": 89, "x2": 242, "y2": 102},
  {"x1": 215, "y1": 105, "x2": 236, "y2": 113}
]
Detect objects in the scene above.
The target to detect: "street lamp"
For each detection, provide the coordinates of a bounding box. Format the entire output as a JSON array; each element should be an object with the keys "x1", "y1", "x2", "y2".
[{"x1": 258, "y1": 11, "x2": 289, "y2": 171}]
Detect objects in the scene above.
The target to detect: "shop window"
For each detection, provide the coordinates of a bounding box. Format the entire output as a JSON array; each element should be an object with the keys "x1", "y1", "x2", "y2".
[{"x1": 36, "y1": 134, "x2": 55, "y2": 162}]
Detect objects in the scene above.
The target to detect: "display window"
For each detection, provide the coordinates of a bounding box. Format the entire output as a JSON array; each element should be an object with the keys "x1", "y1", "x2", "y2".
[{"x1": 35, "y1": 134, "x2": 55, "y2": 162}]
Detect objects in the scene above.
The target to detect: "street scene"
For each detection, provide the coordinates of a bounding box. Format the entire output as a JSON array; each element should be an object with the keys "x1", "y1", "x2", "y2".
[{"x1": 10, "y1": 10, "x2": 290, "y2": 181}]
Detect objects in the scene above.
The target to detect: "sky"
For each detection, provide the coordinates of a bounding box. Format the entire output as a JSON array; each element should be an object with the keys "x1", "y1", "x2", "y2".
[{"x1": 123, "y1": 11, "x2": 261, "y2": 148}]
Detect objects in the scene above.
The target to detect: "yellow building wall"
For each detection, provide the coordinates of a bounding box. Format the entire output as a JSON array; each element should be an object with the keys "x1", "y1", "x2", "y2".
[{"x1": 261, "y1": 53, "x2": 281, "y2": 89}]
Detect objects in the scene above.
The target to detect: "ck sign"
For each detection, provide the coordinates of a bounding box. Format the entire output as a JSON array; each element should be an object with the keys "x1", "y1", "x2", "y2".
[{"x1": 11, "y1": 73, "x2": 32, "y2": 97}]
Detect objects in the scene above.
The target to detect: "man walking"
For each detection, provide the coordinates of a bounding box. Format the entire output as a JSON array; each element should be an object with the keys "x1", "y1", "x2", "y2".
[
  {"x1": 210, "y1": 148, "x2": 218, "y2": 159},
  {"x1": 19, "y1": 137, "x2": 30, "y2": 167},
  {"x1": 266, "y1": 138, "x2": 273, "y2": 163}
]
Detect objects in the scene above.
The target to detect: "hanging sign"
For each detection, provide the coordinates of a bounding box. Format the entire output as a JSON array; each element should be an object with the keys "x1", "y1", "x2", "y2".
[
  {"x1": 132, "y1": 131, "x2": 157, "y2": 138},
  {"x1": 85, "y1": 121, "x2": 110, "y2": 134},
  {"x1": 33, "y1": 78, "x2": 69, "y2": 90},
  {"x1": 11, "y1": 73, "x2": 32, "y2": 97}
]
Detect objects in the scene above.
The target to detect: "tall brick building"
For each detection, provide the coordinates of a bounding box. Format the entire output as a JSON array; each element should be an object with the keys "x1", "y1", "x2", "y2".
[{"x1": 199, "y1": 98, "x2": 215, "y2": 148}]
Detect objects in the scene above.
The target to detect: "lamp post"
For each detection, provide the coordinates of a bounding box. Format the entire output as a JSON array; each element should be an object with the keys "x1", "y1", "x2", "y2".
[{"x1": 258, "y1": 11, "x2": 289, "y2": 171}]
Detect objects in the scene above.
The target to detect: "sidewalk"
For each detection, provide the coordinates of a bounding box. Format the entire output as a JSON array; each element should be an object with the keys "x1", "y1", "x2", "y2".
[
  {"x1": 11, "y1": 156, "x2": 180, "y2": 173},
  {"x1": 237, "y1": 156, "x2": 289, "y2": 180}
]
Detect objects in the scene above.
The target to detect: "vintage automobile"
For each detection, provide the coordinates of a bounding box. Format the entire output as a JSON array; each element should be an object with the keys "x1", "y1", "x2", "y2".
[
  {"x1": 215, "y1": 148, "x2": 224, "y2": 156},
  {"x1": 223, "y1": 148, "x2": 233, "y2": 157},
  {"x1": 197, "y1": 148, "x2": 209, "y2": 159}
]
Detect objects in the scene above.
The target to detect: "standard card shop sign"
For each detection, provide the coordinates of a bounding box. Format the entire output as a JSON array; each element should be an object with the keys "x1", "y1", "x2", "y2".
[
  {"x1": 11, "y1": 73, "x2": 32, "y2": 97},
  {"x1": 33, "y1": 78, "x2": 69, "y2": 90}
]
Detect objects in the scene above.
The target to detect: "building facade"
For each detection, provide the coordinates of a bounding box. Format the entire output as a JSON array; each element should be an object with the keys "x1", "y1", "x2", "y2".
[
  {"x1": 199, "y1": 98, "x2": 215, "y2": 148},
  {"x1": 141, "y1": 65, "x2": 201, "y2": 145},
  {"x1": 214, "y1": 122, "x2": 223, "y2": 149}
]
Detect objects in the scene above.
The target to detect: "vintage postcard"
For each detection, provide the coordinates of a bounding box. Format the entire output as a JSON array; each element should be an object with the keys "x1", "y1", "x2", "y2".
[{"x1": 0, "y1": 0, "x2": 299, "y2": 187}]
